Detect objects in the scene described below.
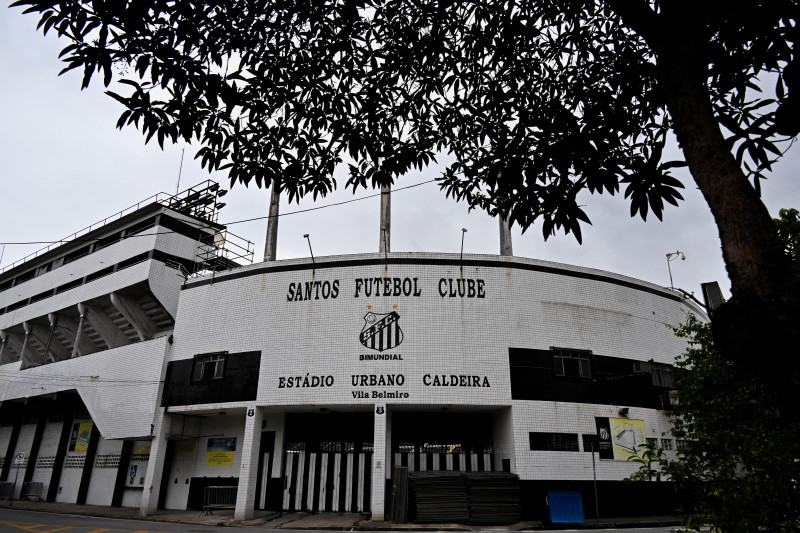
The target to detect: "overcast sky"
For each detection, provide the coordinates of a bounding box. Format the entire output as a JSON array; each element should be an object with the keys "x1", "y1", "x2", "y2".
[{"x1": 2, "y1": 8, "x2": 800, "y2": 302}]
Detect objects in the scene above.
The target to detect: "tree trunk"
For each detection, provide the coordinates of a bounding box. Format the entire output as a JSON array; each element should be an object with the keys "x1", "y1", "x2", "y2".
[{"x1": 654, "y1": 22, "x2": 800, "y2": 402}]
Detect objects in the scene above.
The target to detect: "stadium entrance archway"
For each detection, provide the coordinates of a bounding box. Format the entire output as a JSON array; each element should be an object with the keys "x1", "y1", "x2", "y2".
[
  {"x1": 390, "y1": 411, "x2": 496, "y2": 472},
  {"x1": 281, "y1": 412, "x2": 373, "y2": 512}
]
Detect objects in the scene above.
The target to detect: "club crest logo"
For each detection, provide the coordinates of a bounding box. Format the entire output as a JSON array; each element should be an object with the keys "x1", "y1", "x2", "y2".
[{"x1": 360, "y1": 310, "x2": 403, "y2": 352}]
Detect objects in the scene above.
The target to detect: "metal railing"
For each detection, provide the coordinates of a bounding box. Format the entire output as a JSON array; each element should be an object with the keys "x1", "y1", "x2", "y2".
[
  {"x1": 189, "y1": 229, "x2": 255, "y2": 278},
  {"x1": 202, "y1": 485, "x2": 237, "y2": 514},
  {"x1": 1, "y1": 180, "x2": 232, "y2": 276},
  {"x1": 0, "y1": 191, "x2": 172, "y2": 275}
]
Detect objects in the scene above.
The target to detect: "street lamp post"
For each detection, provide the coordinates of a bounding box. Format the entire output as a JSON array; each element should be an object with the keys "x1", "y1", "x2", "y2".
[{"x1": 666, "y1": 250, "x2": 686, "y2": 289}]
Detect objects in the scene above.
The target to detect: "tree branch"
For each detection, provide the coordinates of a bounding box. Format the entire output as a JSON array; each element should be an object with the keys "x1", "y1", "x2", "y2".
[{"x1": 605, "y1": 0, "x2": 662, "y2": 49}]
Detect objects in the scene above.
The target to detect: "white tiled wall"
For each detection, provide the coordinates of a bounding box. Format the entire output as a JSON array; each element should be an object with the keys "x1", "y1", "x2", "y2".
[
  {"x1": 29, "y1": 421, "x2": 64, "y2": 495},
  {"x1": 85, "y1": 437, "x2": 123, "y2": 505},
  {"x1": 0, "y1": 336, "x2": 171, "y2": 440},
  {"x1": 166, "y1": 252, "x2": 696, "y2": 484}
]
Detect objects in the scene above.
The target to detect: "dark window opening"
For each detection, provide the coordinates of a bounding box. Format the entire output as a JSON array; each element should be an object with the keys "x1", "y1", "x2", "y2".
[
  {"x1": 56, "y1": 279, "x2": 83, "y2": 294},
  {"x1": 124, "y1": 217, "x2": 157, "y2": 237},
  {"x1": 529, "y1": 432, "x2": 579, "y2": 452},
  {"x1": 30, "y1": 289, "x2": 54, "y2": 303},
  {"x1": 582, "y1": 434, "x2": 598, "y2": 452},
  {"x1": 191, "y1": 352, "x2": 227, "y2": 381},
  {"x1": 86, "y1": 266, "x2": 115, "y2": 283},
  {"x1": 64, "y1": 245, "x2": 93, "y2": 265},
  {"x1": 94, "y1": 232, "x2": 123, "y2": 251},
  {"x1": 118, "y1": 252, "x2": 149, "y2": 270},
  {"x1": 16, "y1": 269, "x2": 36, "y2": 283},
  {"x1": 633, "y1": 360, "x2": 673, "y2": 387},
  {"x1": 7, "y1": 299, "x2": 29, "y2": 312},
  {"x1": 552, "y1": 348, "x2": 591, "y2": 378}
]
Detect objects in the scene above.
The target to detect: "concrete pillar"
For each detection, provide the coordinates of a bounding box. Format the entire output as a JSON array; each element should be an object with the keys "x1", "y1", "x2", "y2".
[
  {"x1": 379, "y1": 186, "x2": 391, "y2": 254},
  {"x1": 20, "y1": 322, "x2": 38, "y2": 368},
  {"x1": 65, "y1": 313, "x2": 96, "y2": 358},
  {"x1": 234, "y1": 406, "x2": 263, "y2": 520},
  {"x1": 46, "y1": 410, "x2": 74, "y2": 502},
  {"x1": 263, "y1": 182, "x2": 280, "y2": 262},
  {"x1": 371, "y1": 403, "x2": 387, "y2": 520},
  {"x1": 140, "y1": 411, "x2": 170, "y2": 516},
  {"x1": 45, "y1": 314, "x2": 71, "y2": 361},
  {"x1": 499, "y1": 215, "x2": 513, "y2": 256}
]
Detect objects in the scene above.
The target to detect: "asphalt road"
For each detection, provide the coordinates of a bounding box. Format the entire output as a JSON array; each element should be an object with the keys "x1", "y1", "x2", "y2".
[
  {"x1": 0, "y1": 508, "x2": 264, "y2": 533},
  {"x1": 0, "y1": 508, "x2": 683, "y2": 533}
]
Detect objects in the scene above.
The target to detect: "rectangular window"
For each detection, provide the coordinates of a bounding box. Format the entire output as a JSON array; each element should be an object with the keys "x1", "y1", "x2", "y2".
[
  {"x1": 651, "y1": 364, "x2": 673, "y2": 388},
  {"x1": 529, "y1": 432, "x2": 579, "y2": 452},
  {"x1": 552, "y1": 348, "x2": 591, "y2": 378},
  {"x1": 633, "y1": 360, "x2": 673, "y2": 388},
  {"x1": 582, "y1": 434, "x2": 598, "y2": 452},
  {"x1": 661, "y1": 438, "x2": 674, "y2": 451},
  {"x1": 191, "y1": 352, "x2": 227, "y2": 381},
  {"x1": 676, "y1": 439, "x2": 690, "y2": 450},
  {"x1": 646, "y1": 437, "x2": 659, "y2": 449}
]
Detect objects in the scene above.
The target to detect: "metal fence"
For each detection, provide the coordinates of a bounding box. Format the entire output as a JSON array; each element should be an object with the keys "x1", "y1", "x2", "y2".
[{"x1": 202, "y1": 486, "x2": 237, "y2": 514}]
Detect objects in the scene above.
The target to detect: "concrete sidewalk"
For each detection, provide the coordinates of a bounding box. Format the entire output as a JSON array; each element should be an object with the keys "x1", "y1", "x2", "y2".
[{"x1": 0, "y1": 499, "x2": 685, "y2": 530}]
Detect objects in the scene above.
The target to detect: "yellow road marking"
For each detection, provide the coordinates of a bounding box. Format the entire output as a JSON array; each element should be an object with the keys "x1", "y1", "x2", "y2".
[
  {"x1": 0, "y1": 523, "x2": 169, "y2": 533},
  {"x1": 0, "y1": 523, "x2": 76, "y2": 532}
]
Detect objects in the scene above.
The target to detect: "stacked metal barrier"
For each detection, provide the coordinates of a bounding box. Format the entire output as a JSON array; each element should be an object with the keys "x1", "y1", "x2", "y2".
[{"x1": 202, "y1": 486, "x2": 237, "y2": 514}]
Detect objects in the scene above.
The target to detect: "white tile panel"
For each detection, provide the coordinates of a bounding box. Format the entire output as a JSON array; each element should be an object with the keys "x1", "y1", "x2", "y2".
[{"x1": 0, "y1": 336, "x2": 171, "y2": 440}]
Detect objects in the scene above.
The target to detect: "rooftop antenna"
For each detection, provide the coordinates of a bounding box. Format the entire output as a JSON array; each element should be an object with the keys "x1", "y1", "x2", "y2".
[
  {"x1": 175, "y1": 148, "x2": 185, "y2": 195},
  {"x1": 666, "y1": 250, "x2": 686, "y2": 289}
]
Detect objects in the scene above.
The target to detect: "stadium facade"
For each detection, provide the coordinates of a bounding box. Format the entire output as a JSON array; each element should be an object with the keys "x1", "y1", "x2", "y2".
[{"x1": 0, "y1": 182, "x2": 708, "y2": 521}]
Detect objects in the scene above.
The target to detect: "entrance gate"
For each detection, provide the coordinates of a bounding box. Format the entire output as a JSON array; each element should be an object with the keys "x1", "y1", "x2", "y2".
[{"x1": 282, "y1": 451, "x2": 372, "y2": 512}]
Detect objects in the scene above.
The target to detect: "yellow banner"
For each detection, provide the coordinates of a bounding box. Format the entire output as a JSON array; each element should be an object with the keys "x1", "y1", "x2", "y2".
[
  {"x1": 609, "y1": 418, "x2": 645, "y2": 460},
  {"x1": 206, "y1": 451, "x2": 234, "y2": 466},
  {"x1": 74, "y1": 422, "x2": 93, "y2": 452},
  {"x1": 176, "y1": 442, "x2": 196, "y2": 454}
]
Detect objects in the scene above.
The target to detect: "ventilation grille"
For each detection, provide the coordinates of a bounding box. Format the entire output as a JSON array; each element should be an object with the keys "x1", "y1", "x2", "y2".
[
  {"x1": 36, "y1": 456, "x2": 56, "y2": 469},
  {"x1": 130, "y1": 453, "x2": 150, "y2": 462},
  {"x1": 64, "y1": 455, "x2": 85, "y2": 469},
  {"x1": 95, "y1": 454, "x2": 121, "y2": 468}
]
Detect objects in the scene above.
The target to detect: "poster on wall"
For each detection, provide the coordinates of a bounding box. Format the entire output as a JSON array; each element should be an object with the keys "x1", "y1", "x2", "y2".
[
  {"x1": 206, "y1": 437, "x2": 236, "y2": 466},
  {"x1": 176, "y1": 441, "x2": 196, "y2": 454},
  {"x1": 594, "y1": 417, "x2": 613, "y2": 459},
  {"x1": 595, "y1": 417, "x2": 645, "y2": 460},
  {"x1": 69, "y1": 422, "x2": 93, "y2": 452}
]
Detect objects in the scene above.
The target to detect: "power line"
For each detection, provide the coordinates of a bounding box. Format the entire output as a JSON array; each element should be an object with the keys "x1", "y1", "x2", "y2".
[{"x1": 0, "y1": 179, "x2": 437, "y2": 247}]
